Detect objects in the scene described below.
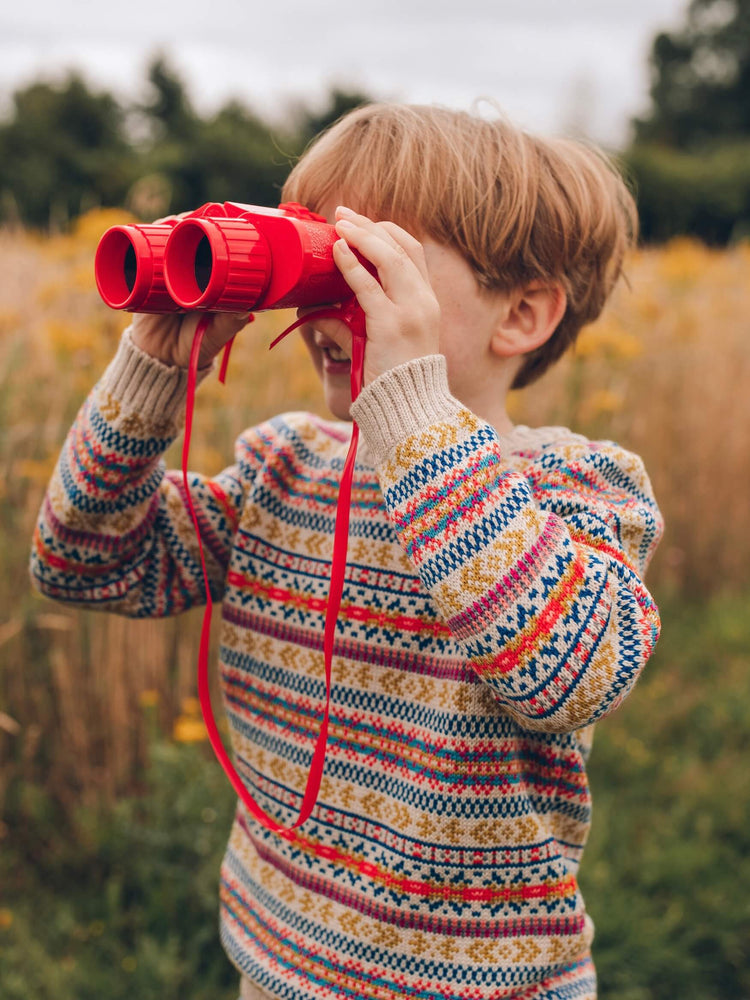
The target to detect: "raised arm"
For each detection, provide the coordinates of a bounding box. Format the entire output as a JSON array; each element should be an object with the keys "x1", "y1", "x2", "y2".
[
  {"x1": 351, "y1": 355, "x2": 664, "y2": 733},
  {"x1": 30, "y1": 329, "x2": 248, "y2": 617}
]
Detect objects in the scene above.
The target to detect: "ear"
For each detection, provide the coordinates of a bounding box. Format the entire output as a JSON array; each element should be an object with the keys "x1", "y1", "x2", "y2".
[{"x1": 490, "y1": 281, "x2": 567, "y2": 359}]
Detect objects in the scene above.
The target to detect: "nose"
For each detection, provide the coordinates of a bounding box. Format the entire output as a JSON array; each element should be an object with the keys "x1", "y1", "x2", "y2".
[{"x1": 313, "y1": 332, "x2": 338, "y2": 349}]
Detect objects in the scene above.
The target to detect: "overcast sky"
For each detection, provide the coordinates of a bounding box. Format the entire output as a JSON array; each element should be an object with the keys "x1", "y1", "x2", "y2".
[{"x1": 1, "y1": 0, "x2": 689, "y2": 148}]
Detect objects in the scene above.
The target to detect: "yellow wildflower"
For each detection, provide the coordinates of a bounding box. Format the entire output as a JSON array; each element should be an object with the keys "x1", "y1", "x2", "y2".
[
  {"x1": 173, "y1": 715, "x2": 207, "y2": 743},
  {"x1": 576, "y1": 319, "x2": 642, "y2": 362},
  {"x1": 657, "y1": 237, "x2": 713, "y2": 284},
  {"x1": 181, "y1": 696, "x2": 201, "y2": 717},
  {"x1": 139, "y1": 689, "x2": 160, "y2": 709},
  {"x1": 74, "y1": 208, "x2": 139, "y2": 246},
  {"x1": 580, "y1": 388, "x2": 625, "y2": 422},
  {"x1": 15, "y1": 457, "x2": 57, "y2": 485}
]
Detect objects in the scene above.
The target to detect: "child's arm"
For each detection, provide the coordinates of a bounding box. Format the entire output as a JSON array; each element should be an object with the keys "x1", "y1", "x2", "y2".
[
  {"x1": 353, "y1": 372, "x2": 662, "y2": 733},
  {"x1": 30, "y1": 320, "x2": 249, "y2": 618}
]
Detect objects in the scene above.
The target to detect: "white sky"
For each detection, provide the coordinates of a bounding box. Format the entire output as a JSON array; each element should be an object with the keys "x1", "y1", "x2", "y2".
[{"x1": 0, "y1": 0, "x2": 689, "y2": 147}]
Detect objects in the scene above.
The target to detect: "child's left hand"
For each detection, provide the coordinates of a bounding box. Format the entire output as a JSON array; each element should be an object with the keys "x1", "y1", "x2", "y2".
[{"x1": 298, "y1": 206, "x2": 442, "y2": 386}]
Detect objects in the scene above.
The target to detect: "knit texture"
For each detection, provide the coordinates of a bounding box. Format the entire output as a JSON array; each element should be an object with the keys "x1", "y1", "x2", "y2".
[{"x1": 31, "y1": 332, "x2": 663, "y2": 1000}]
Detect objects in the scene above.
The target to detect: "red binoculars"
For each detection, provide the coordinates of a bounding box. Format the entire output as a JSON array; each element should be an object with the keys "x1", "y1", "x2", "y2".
[
  {"x1": 95, "y1": 201, "x2": 370, "y2": 833},
  {"x1": 94, "y1": 201, "x2": 354, "y2": 315}
]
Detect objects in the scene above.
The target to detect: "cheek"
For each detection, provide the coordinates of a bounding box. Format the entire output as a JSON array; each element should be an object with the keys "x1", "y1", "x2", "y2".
[
  {"x1": 442, "y1": 338, "x2": 476, "y2": 373},
  {"x1": 437, "y1": 301, "x2": 478, "y2": 355},
  {"x1": 300, "y1": 328, "x2": 322, "y2": 376}
]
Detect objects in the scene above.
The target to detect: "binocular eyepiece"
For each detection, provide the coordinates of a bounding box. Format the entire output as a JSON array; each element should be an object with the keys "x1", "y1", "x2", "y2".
[{"x1": 94, "y1": 201, "x2": 354, "y2": 316}]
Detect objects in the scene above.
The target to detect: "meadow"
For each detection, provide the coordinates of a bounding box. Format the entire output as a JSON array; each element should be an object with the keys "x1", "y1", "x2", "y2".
[{"x1": 1, "y1": 212, "x2": 748, "y2": 997}]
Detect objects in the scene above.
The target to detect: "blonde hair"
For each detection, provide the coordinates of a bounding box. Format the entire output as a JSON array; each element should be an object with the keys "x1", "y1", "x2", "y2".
[{"x1": 281, "y1": 102, "x2": 638, "y2": 389}]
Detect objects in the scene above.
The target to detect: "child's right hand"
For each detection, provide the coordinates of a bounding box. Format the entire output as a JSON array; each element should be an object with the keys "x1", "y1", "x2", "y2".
[{"x1": 128, "y1": 212, "x2": 251, "y2": 369}]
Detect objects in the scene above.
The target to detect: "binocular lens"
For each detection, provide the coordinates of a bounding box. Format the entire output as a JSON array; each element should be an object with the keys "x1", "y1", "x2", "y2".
[
  {"x1": 194, "y1": 236, "x2": 212, "y2": 294},
  {"x1": 164, "y1": 221, "x2": 217, "y2": 306},
  {"x1": 124, "y1": 245, "x2": 137, "y2": 293},
  {"x1": 95, "y1": 228, "x2": 143, "y2": 308}
]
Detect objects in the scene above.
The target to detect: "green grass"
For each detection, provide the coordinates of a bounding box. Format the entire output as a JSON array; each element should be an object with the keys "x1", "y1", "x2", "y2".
[
  {"x1": 0, "y1": 740, "x2": 238, "y2": 1000},
  {"x1": 1, "y1": 590, "x2": 748, "y2": 999},
  {"x1": 580, "y1": 590, "x2": 750, "y2": 999}
]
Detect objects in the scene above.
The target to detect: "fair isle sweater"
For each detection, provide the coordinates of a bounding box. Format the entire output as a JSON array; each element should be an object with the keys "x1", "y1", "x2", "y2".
[{"x1": 31, "y1": 330, "x2": 663, "y2": 1000}]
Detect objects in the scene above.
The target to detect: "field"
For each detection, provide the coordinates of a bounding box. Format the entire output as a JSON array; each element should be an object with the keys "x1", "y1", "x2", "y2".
[{"x1": 1, "y1": 212, "x2": 749, "y2": 997}]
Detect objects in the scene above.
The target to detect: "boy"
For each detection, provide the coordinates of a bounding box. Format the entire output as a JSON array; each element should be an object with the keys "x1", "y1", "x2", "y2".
[{"x1": 31, "y1": 103, "x2": 663, "y2": 1000}]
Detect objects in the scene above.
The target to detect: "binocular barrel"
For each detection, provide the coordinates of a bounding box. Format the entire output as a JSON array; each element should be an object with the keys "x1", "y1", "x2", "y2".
[
  {"x1": 94, "y1": 203, "x2": 354, "y2": 315},
  {"x1": 164, "y1": 217, "x2": 272, "y2": 312},
  {"x1": 94, "y1": 222, "x2": 181, "y2": 312}
]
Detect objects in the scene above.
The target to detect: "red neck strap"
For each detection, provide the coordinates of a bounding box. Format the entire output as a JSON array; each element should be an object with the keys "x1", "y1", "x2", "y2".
[{"x1": 183, "y1": 304, "x2": 366, "y2": 833}]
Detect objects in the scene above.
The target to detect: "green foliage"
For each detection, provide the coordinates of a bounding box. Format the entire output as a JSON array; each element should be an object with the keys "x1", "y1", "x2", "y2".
[
  {"x1": 142, "y1": 100, "x2": 294, "y2": 214},
  {"x1": 0, "y1": 74, "x2": 135, "y2": 227},
  {"x1": 623, "y1": 140, "x2": 750, "y2": 243},
  {"x1": 140, "y1": 56, "x2": 200, "y2": 144},
  {"x1": 627, "y1": 0, "x2": 750, "y2": 243},
  {"x1": 292, "y1": 86, "x2": 376, "y2": 148},
  {"x1": 0, "y1": 739, "x2": 238, "y2": 1000},
  {"x1": 0, "y1": 57, "x2": 374, "y2": 228},
  {"x1": 634, "y1": 0, "x2": 750, "y2": 149},
  {"x1": 580, "y1": 590, "x2": 750, "y2": 998}
]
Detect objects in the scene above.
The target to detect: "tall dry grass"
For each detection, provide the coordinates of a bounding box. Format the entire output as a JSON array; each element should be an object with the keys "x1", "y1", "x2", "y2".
[
  {"x1": 1, "y1": 211, "x2": 748, "y2": 810},
  {"x1": 509, "y1": 236, "x2": 750, "y2": 598}
]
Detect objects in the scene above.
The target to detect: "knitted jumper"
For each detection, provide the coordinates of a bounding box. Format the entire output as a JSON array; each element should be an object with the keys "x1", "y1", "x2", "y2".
[{"x1": 31, "y1": 330, "x2": 663, "y2": 1000}]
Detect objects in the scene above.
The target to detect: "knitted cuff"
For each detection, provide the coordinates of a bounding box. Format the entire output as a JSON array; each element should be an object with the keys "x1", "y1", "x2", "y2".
[
  {"x1": 100, "y1": 327, "x2": 214, "y2": 428},
  {"x1": 349, "y1": 354, "x2": 465, "y2": 468}
]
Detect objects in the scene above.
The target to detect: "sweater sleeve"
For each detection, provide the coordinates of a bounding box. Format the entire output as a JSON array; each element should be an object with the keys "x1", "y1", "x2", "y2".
[
  {"x1": 30, "y1": 329, "x2": 248, "y2": 618},
  {"x1": 350, "y1": 354, "x2": 664, "y2": 734}
]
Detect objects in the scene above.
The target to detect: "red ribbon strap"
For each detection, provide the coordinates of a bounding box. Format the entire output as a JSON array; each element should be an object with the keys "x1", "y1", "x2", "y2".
[{"x1": 183, "y1": 302, "x2": 366, "y2": 833}]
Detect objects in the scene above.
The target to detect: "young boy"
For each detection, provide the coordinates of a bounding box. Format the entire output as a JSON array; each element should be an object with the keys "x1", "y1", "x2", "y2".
[{"x1": 31, "y1": 103, "x2": 663, "y2": 1000}]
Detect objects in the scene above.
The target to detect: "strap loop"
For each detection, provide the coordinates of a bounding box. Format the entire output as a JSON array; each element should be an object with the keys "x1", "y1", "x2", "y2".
[{"x1": 183, "y1": 302, "x2": 366, "y2": 832}]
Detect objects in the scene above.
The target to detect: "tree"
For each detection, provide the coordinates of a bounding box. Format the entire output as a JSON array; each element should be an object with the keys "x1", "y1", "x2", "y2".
[
  {"x1": 633, "y1": 0, "x2": 750, "y2": 149},
  {"x1": 291, "y1": 87, "x2": 374, "y2": 149},
  {"x1": 144, "y1": 99, "x2": 294, "y2": 211},
  {"x1": 137, "y1": 56, "x2": 199, "y2": 143},
  {"x1": 0, "y1": 74, "x2": 134, "y2": 226},
  {"x1": 0, "y1": 55, "x2": 377, "y2": 228}
]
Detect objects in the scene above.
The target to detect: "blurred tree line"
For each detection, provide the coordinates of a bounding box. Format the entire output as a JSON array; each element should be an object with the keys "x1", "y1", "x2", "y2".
[
  {"x1": 0, "y1": 56, "x2": 370, "y2": 229},
  {"x1": 623, "y1": 0, "x2": 750, "y2": 243},
  {"x1": 1, "y1": 0, "x2": 750, "y2": 242}
]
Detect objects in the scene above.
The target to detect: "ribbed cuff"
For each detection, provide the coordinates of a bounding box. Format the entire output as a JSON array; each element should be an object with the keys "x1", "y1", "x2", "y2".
[
  {"x1": 349, "y1": 354, "x2": 465, "y2": 467},
  {"x1": 101, "y1": 327, "x2": 214, "y2": 427}
]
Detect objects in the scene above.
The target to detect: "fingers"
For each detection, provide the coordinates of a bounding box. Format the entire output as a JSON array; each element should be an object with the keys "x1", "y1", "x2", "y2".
[
  {"x1": 130, "y1": 308, "x2": 251, "y2": 369},
  {"x1": 199, "y1": 311, "x2": 251, "y2": 361},
  {"x1": 299, "y1": 208, "x2": 441, "y2": 384},
  {"x1": 331, "y1": 238, "x2": 389, "y2": 316},
  {"x1": 335, "y1": 207, "x2": 428, "y2": 270},
  {"x1": 180, "y1": 310, "x2": 249, "y2": 343},
  {"x1": 333, "y1": 207, "x2": 432, "y2": 301}
]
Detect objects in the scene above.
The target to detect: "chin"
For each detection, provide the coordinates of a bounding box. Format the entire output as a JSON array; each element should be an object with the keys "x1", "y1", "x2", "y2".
[
  {"x1": 322, "y1": 384, "x2": 353, "y2": 421},
  {"x1": 327, "y1": 399, "x2": 353, "y2": 422}
]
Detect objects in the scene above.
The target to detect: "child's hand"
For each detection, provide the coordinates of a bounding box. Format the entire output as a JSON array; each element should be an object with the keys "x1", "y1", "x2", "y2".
[
  {"x1": 128, "y1": 211, "x2": 251, "y2": 370},
  {"x1": 129, "y1": 309, "x2": 250, "y2": 370},
  {"x1": 301, "y1": 207, "x2": 441, "y2": 386}
]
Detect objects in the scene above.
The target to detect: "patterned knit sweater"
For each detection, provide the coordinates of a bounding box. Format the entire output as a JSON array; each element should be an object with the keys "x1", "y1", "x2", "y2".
[{"x1": 31, "y1": 330, "x2": 663, "y2": 1000}]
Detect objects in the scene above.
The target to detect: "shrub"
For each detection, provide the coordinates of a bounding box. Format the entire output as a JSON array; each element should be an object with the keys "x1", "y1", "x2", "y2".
[
  {"x1": 624, "y1": 142, "x2": 750, "y2": 245},
  {"x1": 0, "y1": 738, "x2": 238, "y2": 1000}
]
